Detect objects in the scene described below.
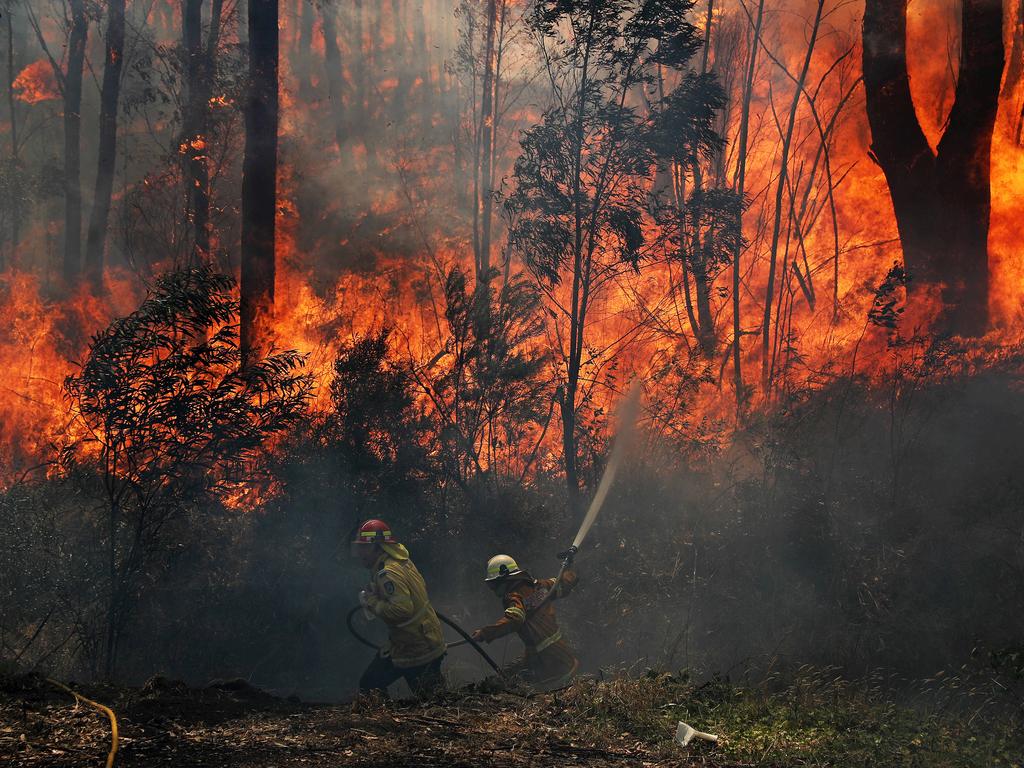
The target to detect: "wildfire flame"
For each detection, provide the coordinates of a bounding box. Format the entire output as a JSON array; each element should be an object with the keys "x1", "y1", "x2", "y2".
[
  {"x1": 12, "y1": 60, "x2": 60, "y2": 104},
  {"x1": 3, "y1": 0, "x2": 1024, "y2": 495}
]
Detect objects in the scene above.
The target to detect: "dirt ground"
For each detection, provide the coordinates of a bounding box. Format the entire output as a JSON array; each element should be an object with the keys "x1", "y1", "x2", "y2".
[{"x1": 1, "y1": 675, "x2": 724, "y2": 767}]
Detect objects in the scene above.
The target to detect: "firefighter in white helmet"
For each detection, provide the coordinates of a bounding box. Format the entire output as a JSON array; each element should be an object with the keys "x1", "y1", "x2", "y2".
[{"x1": 471, "y1": 553, "x2": 579, "y2": 689}]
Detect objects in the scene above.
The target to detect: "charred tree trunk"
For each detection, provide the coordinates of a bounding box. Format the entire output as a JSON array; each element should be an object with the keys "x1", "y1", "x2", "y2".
[
  {"x1": 296, "y1": 0, "x2": 314, "y2": 100},
  {"x1": 688, "y1": 8, "x2": 719, "y2": 359},
  {"x1": 353, "y1": 0, "x2": 367, "y2": 123},
  {"x1": 863, "y1": 0, "x2": 1003, "y2": 337},
  {"x1": 762, "y1": 0, "x2": 823, "y2": 393},
  {"x1": 1005, "y1": 0, "x2": 1024, "y2": 142},
  {"x1": 6, "y1": 7, "x2": 19, "y2": 265},
  {"x1": 183, "y1": 0, "x2": 205, "y2": 263},
  {"x1": 241, "y1": 0, "x2": 278, "y2": 361},
  {"x1": 390, "y1": 0, "x2": 411, "y2": 118},
  {"x1": 320, "y1": 0, "x2": 347, "y2": 155},
  {"x1": 182, "y1": 0, "x2": 224, "y2": 263},
  {"x1": 732, "y1": 0, "x2": 764, "y2": 415},
  {"x1": 63, "y1": 0, "x2": 88, "y2": 284},
  {"x1": 84, "y1": 0, "x2": 126, "y2": 288},
  {"x1": 692, "y1": 263, "x2": 716, "y2": 357},
  {"x1": 558, "y1": 383, "x2": 580, "y2": 511},
  {"x1": 473, "y1": 0, "x2": 498, "y2": 283},
  {"x1": 412, "y1": 0, "x2": 428, "y2": 104},
  {"x1": 1005, "y1": 2, "x2": 1024, "y2": 93}
]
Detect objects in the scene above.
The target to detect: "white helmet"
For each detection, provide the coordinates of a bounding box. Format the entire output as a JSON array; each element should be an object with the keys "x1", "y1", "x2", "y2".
[{"x1": 485, "y1": 554, "x2": 525, "y2": 582}]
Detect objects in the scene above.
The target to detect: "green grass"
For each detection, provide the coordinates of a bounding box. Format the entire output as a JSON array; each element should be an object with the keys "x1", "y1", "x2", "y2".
[{"x1": 554, "y1": 669, "x2": 1023, "y2": 767}]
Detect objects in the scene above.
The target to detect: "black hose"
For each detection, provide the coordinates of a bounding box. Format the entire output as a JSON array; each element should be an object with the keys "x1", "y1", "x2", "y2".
[
  {"x1": 529, "y1": 549, "x2": 575, "y2": 617},
  {"x1": 436, "y1": 612, "x2": 502, "y2": 675},
  {"x1": 346, "y1": 606, "x2": 502, "y2": 676},
  {"x1": 346, "y1": 606, "x2": 381, "y2": 650}
]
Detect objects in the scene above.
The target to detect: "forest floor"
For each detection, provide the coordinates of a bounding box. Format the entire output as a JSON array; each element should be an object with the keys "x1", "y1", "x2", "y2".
[{"x1": 1, "y1": 670, "x2": 1021, "y2": 767}]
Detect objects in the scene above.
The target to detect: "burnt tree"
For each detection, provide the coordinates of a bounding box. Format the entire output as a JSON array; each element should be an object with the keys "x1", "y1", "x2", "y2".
[
  {"x1": 295, "y1": 0, "x2": 314, "y2": 100},
  {"x1": 5, "y1": 3, "x2": 20, "y2": 264},
  {"x1": 84, "y1": 0, "x2": 126, "y2": 287},
  {"x1": 28, "y1": 0, "x2": 88, "y2": 282},
  {"x1": 473, "y1": 0, "x2": 498, "y2": 283},
  {"x1": 64, "y1": 0, "x2": 88, "y2": 283},
  {"x1": 863, "y1": 0, "x2": 1004, "y2": 336},
  {"x1": 320, "y1": 0, "x2": 347, "y2": 155},
  {"x1": 182, "y1": 0, "x2": 224, "y2": 264},
  {"x1": 240, "y1": 0, "x2": 278, "y2": 360}
]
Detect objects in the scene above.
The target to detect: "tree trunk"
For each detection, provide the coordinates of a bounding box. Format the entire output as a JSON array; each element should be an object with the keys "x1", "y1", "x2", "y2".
[
  {"x1": 63, "y1": 0, "x2": 88, "y2": 284},
  {"x1": 863, "y1": 0, "x2": 1003, "y2": 336},
  {"x1": 412, "y1": 0, "x2": 428, "y2": 113},
  {"x1": 296, "y1": 0, "x2": 314, "y2": 100},
  {"x1": 1003, "y1": 0, "x2": 1024, "y2": 100},
  {"x1": 183, "y1": 0, "x2": 205, "y2": 262},
  {"x1": 732, "y1": 0, "x2": 764, "y2": 415},
  {"x1": 183, "y1": 0, "x2": 224, "y2": 264},
  {"x1": 1005, "y1": 0, "x2": 1024, "y2": 142},
  {"x1": 474, "y1": 0, "x2": 498, "y2": 283},
  {"x1": 689, "y1": 8, "x2": 720, "y2": 359},
  {"x1": 558, "y1": 384, "x2": 579, "y2": 511},
  {"x1": 353, "y1": 0, "x2": 367, "y2": 122},
  {"x1": 6, "y1": 7, "x2": 19, "y2": 266},
  {"x1": 762, "y1": 0, "x2": 823, "y2": 392},
  {"x1": 84, "y1": 0, "x2": 126, "y2": 288},
  {"x1": 320, "y1": 0, "x2": 347, "y2": 154},
  {"x1": 240, "y1": 0, "x2": 278, "y2": 361},
  {"x1": 692, "y1": 261, "x2": 716, "y2": 355}
]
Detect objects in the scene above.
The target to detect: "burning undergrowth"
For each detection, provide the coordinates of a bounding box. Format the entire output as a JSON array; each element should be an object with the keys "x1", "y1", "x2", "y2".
[{"x1": 3, "y1": 292, "x2": 1024, "y2": 698}]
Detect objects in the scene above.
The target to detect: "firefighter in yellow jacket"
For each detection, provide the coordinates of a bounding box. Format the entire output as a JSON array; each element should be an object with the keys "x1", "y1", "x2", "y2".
[
  {"x1": 471, "y1": 553, "x2": 579, "y2": 689},
  {"x1": 352, "y1": 519, "x2": 446, "y2": 695}
]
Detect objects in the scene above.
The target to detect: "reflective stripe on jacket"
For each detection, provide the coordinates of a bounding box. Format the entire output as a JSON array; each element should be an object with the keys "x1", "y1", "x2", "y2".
[{"x1": 365, "y1": 551, "x2": 446, "y2": 668}]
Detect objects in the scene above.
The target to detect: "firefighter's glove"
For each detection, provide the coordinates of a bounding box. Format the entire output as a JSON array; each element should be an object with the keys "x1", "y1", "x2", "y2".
[
  {"x1": 471, "y1": 629, "x2": 487, "y2": 643},
  {"x1": 359, "y1": 589, "x2": 376, "y2": 621},
  {"x1": 557, "y1": 545, "x2": 579, "y2": 565}
]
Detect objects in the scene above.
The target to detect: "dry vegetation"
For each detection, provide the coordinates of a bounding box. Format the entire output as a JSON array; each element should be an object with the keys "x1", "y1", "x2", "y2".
[{"x1": 3, "y1": 671, "x2": 1021, "y2": 767}]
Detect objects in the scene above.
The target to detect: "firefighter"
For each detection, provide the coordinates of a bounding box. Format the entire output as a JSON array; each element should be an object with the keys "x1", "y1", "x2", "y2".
[
  {"x1": 351, "y1": 519, "x2": 446, "y2": 696},
  {"x1": 471, "y1": 553, "x2": 579, "y2": 689}
]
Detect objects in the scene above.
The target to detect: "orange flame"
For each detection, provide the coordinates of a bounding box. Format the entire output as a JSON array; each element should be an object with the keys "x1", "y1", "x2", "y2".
[{"x1": 13, "y1": 60, "x2": 60, "y2": 104}]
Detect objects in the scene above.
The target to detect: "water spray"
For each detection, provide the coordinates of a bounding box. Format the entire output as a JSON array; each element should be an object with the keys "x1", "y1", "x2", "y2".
[{"x1": 532, "y1": 381, "x2": 643, "y2": 615}]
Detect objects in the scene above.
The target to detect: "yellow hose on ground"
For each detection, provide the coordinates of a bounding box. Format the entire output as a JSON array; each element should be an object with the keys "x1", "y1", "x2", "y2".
[{"x1": 46, "y1": 678, "x2": 119, "y2": 768}]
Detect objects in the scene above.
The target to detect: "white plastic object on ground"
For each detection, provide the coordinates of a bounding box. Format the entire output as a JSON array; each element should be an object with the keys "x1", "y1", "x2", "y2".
[{"x1": 674, "y1": 721, "x2": 719, "y2": 747}]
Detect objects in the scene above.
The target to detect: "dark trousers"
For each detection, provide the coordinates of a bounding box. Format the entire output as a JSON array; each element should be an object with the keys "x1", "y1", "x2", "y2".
[{"x1": 358, "y1": 653, "x2": 445, "y2": 697}]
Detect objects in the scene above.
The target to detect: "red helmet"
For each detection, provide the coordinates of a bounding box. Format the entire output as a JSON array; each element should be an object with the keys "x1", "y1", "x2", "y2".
[{"x1": 352, "y1": 519, "x2": 396, "y2": 545}]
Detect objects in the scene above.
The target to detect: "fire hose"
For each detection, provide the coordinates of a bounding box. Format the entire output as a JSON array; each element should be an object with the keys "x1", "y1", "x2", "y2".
[
  {"x1": 46, "y1": 678, "x2": 119, "y2": 768},
  {"x1": 346, "y1": 606, "x2": 502, "y2": 675}
]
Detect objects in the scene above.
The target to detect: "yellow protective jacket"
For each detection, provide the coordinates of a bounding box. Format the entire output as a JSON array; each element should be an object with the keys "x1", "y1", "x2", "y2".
[{"x1": 364, "y1": 545, "x2": 446, "y2": 668}]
